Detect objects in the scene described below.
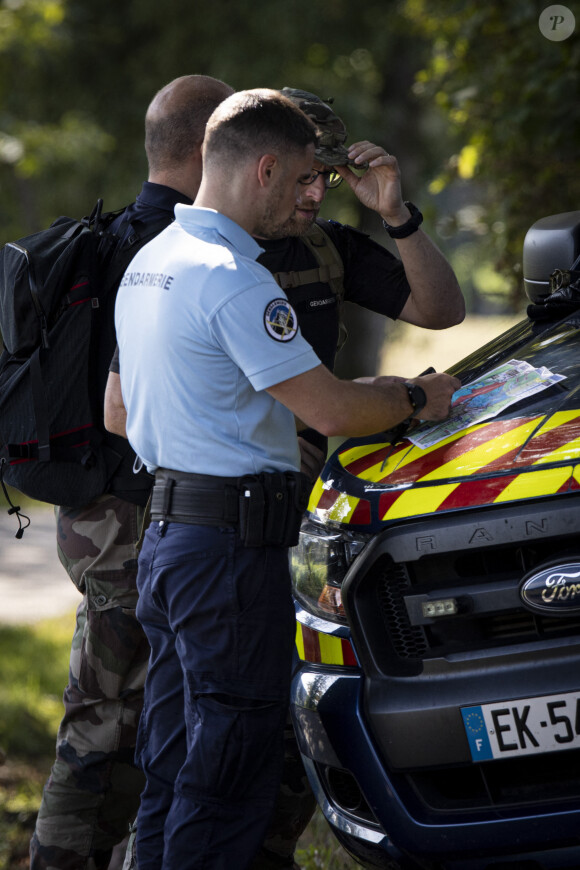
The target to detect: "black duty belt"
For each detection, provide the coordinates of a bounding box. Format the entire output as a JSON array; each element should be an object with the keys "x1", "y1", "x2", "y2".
[
  {"x1": 151, "y1": 467, "x2": 311, "y2": 548},
  {"x1": 151, "y1": 469, "x2": 243, "y2": 526}
]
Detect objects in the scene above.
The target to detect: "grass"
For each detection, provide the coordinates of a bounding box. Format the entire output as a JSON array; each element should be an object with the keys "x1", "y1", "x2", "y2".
[
  {"x1": 0, "y1": 618, "x2": 72, "y2": 759},
  {"x1": 0, "y1": 615, "x2": 72, "y2": 870},
  {"x1": 0, "y1": 611, "x2": 360, "y2": 869},
  {"x1": 296, "y1": 809, "x2": 361, "y2": 868}
]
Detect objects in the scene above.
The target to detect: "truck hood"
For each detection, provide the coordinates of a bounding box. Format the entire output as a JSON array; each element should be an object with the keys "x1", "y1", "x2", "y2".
[{"x1": 307, "y1": 410, "x2": 580, "y2": 532}]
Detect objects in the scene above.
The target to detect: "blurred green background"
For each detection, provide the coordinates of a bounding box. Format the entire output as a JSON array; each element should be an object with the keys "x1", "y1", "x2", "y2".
[
  {"x1": 1, "y1": 0, "x2": 578, "y2": 315},
  {"x1": 0, "y1": 4, "x2": 579, "y2": 865},
  {"x1": 2, "y1": 0, "x2": 578, "y2": 376}
]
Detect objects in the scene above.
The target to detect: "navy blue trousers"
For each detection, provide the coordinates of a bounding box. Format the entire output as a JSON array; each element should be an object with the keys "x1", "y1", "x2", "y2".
[{"x1": 134, "y1": 521, "x2": 295, "y2": 870}]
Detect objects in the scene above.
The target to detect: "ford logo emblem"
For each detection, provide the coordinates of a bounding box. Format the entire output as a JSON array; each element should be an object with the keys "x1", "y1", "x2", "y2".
[{"x1": 520, "y1": 562, "x2": 580, "y2": 616}]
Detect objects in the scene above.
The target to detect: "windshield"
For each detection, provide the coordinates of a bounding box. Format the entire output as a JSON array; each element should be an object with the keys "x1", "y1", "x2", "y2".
[{"x1": 446, "y1": 315, "x2": 580, "y2": 422}]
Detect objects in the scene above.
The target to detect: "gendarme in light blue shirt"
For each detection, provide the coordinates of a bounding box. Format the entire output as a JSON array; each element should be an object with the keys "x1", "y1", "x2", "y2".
[{"x1": 115, "y1": 205, "x2": 321, "y2": 475}]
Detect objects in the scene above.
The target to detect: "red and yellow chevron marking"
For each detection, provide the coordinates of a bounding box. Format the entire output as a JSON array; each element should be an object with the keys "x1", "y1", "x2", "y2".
[
  {"x1": 307, "y1": 476, "x2": 370, "y2": 525},
  {"x1": 308, "y1": 411, "x2": 580, "y2": 525},
  {"x1": 295, "y1": 622, "x2": 358, "y2": 667}
]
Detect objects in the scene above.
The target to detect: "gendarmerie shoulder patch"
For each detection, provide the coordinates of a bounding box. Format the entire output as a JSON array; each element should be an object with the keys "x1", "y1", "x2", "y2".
[{"x1": 264, "y1": 299, "x2": 298, "y2": 342}]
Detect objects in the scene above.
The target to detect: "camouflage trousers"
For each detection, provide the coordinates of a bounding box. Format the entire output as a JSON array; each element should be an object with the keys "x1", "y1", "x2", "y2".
[
  {"x1": 249, "y1": 711, "x2": 317, "y2": 870},
  {"x1": 30, "y1": 493, "x2": 316, "y2": 870},
  {"x1": 30, "y1": 494, "x2": 150, "y2": 870}
]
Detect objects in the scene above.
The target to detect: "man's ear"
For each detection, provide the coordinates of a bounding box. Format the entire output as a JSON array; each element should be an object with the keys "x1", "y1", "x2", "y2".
[{"x1": 257, "y1": 154, "x2": 278, "y2": 188}]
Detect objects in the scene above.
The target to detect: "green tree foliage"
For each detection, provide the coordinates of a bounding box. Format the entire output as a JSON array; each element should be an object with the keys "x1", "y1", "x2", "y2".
[
  {"x1": 400, "y1": 0, "x2": 580, "y2": 305},
  {"x1": 0, "y1": 0, "x2": 116, "y2": 236},
  {"x1": 2, "y1": 0, "x2": 577, "y2": 311},
  {"x1": 0, "y1": 0, "x2": 446, "y2": 371},
  {"x1": 0, "y1": 0, "x2": 441, "y2": 241}
]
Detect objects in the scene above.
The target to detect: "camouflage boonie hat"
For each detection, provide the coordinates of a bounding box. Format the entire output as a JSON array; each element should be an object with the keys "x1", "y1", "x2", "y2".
[{"x1": 281, "y1": 87, "x2": 356, "y2": 167}]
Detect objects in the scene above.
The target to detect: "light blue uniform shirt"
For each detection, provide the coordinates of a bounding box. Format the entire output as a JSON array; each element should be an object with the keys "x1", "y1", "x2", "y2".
[{"x1": 115, "y1": 205, "x2": 321, "y2": 476}]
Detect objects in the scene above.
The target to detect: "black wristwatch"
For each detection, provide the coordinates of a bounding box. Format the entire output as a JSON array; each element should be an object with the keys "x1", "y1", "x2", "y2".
[
  {"x1": 403, "y1": 381, "x2": 427, "y2": 417},
  {"x1": 382, "y1": 201, "x2": 424, "y2": 239}
]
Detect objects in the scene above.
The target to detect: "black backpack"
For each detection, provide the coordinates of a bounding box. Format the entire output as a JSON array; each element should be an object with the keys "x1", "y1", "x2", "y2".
[{"x1": 0, "y1": 199, "x2": 169, "y2": 522}]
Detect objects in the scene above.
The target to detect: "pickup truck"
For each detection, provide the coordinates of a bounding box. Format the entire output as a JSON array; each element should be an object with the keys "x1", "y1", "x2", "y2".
[{"x1": 290, "y1": 211, "x2": 580, "y2": 869}]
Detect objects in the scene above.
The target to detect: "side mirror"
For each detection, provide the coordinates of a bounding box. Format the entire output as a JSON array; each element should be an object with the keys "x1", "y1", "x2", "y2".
[{"x1": 523, "y1": 211, "x2": 580, "y2": 303}]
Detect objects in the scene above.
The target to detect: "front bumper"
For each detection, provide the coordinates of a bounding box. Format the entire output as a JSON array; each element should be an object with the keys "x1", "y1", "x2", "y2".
[{"x1": 291, "y1": 615, "x2": 580, "y2": 869}]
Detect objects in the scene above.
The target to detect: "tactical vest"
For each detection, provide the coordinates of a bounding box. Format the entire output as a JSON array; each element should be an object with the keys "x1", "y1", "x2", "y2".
[{"x1": 271, "y1": 221, "x2": 348, "y2": 350}]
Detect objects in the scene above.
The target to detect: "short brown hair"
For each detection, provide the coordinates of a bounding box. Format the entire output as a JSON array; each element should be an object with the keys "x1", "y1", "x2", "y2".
[{"x1": 202, "y1": 88, "x2": 318, "y2": 170}]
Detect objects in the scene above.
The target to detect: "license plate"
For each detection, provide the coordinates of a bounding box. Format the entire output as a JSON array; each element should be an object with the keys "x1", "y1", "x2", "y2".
[{"x1": 462, "y1": 691, "x2": 580, "y2": 761}]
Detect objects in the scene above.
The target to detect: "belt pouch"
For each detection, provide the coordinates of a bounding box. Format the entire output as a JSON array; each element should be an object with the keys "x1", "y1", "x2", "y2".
[
  {"x1": 238, "y1": 476, "x2": 266, "y2": 547},
  {"x1": 263, "y1": 471, "x2": 289, "y2": 546},
  {"x1": 282, "y1": 472, "x2": 311, "y2": 547}
]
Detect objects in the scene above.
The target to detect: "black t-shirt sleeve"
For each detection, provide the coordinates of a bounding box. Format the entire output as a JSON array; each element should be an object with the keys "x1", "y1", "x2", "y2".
[
  {"x1": 323, "y1": 221, "x2": 411, "y2": 319},
  {"x1": 109, "y1": 343, "x2": 120, "y2": 374}
]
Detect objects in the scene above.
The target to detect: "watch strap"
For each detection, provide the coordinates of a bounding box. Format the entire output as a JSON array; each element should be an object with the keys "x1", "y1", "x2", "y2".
[
  {"x1": 403, "y1": 380, "x2": 427, "y2": 416},
  {"x1": 382, "y1": 201, "x2": 423, "y2": 239}
]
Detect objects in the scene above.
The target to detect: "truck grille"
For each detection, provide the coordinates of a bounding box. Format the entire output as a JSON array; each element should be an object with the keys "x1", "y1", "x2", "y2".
[
  {"x1": 354, "y1": 530, "x2": 580, "y2": 676},
  {"x1": 375, "y1": 562, "x2": 428, "y2": 660},
  {"x1": 405, "y1": 748, "x2": 580, "y2": 813},
  {"x1": 343, "y1": 498, "x2": 580, "y2": 815}
]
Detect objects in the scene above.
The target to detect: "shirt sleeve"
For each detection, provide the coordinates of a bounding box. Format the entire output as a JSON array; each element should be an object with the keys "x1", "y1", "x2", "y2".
[
  {"x1": 325, "y1": 221, "x2": 411, "y2": 319},
  {"x1": 109, "y1": 343, "x2": 120, "y2": 373},
  {"x1": 209, "y1": 280, "x2": 321, "y2": 392}
]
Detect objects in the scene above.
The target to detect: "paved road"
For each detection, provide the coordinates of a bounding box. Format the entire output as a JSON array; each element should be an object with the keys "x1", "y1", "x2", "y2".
[
  {"x1": 1, "y1": 503, "x2": 129, "y2": 867},
  {"x1": 0, "y1": 503, "x2": 81, "y2": 624}
]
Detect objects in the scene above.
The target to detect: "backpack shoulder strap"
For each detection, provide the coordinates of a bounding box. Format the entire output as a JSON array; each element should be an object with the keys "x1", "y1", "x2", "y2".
[{"x1": 102, "y1": 210, "x2": 173, "y2": 289}]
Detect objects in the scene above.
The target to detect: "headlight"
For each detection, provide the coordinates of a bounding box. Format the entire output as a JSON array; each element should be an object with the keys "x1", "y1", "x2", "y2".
[{"x1": 290, "y1": 518, "x2": 369, "y2": 624}]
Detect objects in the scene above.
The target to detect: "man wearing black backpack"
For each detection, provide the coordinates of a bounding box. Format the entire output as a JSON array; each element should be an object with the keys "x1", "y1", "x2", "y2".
[
  {"x1": 29, "y1": 73, "x2": 235, "y2": 870},
  {"x1": 31, "y1": 81, "x2": 464, "y2": 870}
]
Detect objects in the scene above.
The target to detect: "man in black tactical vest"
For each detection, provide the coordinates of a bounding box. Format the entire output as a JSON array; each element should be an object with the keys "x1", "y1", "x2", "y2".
[{"x1": 33, "y1": 78, "x2": 464, "y2": 870}]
